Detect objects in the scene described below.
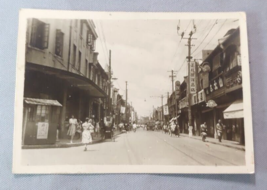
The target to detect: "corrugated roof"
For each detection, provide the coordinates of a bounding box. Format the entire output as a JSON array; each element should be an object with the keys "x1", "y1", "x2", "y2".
[{"x1": 24, "y1": 98, "x2": 62, "y2": 107}]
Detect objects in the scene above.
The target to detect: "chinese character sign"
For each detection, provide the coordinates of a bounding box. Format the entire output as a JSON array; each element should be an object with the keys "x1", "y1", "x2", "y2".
[
  {"x1": 163, "y1": 105, "x2": 169, "y2": 115},
  {"x1": 189, "y1": 62, "x2": 196, "y2": 94}
]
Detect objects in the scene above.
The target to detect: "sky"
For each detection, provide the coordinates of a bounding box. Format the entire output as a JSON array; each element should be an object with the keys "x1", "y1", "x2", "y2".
[{"x1": 93, "y1": 19, "x2": 239, "y2": 118}]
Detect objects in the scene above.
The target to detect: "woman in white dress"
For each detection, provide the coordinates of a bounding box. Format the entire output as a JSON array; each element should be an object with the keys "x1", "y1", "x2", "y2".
[
  {"x1": 68, "y1": 115, "x2": 77, "y2": 144},
  {"x1": 82, "y1": 118, "x2": 92, "y2": 151}
]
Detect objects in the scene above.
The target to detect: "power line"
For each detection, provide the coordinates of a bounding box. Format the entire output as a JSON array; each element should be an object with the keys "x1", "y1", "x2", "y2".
[
  {"x1": 191, "y1": 20, "x2": 218, "y2": 55},
  {"x1": 95, "y1": 21, "x2": 109, "y2": 66},
  {"x1": 193, "y1": 19, "x2": 228, "y2": 58},
  {"x1": 100, "y1": 21, "x2": 109, "y2": 58}
]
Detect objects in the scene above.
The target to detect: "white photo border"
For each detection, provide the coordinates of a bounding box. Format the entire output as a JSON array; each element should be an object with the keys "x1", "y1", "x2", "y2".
[{"x1": 13, "y1": 9, "x2": 254, "y2": 174}]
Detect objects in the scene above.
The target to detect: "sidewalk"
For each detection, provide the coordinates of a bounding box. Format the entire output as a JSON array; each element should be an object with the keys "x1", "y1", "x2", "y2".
[
  {"x1": 179, "y1": 133, "x2": 245, "y2": 151},
  {"x1": 22, "y1": 130, "x2": 122, "y2": 149}
]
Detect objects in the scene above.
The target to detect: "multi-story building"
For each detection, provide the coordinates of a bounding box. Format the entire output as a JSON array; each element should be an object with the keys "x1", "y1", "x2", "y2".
[
  {"x1": 192, "y1": 27, "x2": 244, "y2": 144},
  {"x1": 23, "y1": 19, "x2": 109, "y2": 145}
]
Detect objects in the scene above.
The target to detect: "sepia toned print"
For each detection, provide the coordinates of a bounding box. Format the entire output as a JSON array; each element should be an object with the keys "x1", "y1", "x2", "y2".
[{"x1": 13, "y1": 10, "x2": 254, "y2": 174}]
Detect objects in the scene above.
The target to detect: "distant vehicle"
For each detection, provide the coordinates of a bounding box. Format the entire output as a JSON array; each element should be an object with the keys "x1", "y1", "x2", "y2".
[{"x1": 146, "y1": 121, "x2": 155, "y2": 131}]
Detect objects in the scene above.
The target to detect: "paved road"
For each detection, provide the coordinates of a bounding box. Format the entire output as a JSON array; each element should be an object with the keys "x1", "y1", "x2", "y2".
[{"x1": 22, "y1": 129, "x2": 245, "y2": 166}]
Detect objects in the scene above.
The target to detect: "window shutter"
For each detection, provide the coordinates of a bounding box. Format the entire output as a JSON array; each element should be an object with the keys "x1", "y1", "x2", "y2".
[
  {"x1": 42, "y1": 23, "x2": 50, "y2": 49},
  {"x1": 30, "y1": 18, "x2": 38, "y2": 47}
]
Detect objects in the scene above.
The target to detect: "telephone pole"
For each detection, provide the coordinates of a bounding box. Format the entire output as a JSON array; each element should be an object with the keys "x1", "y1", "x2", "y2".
[
  {"x1": 177, "y1": 20, "x2": 197, "y2": 127},
  {"x1": 108, "y1": 50, "x2": 112, "y2": 116},
  {"x1": 168, "y1": 70, "x2": 177, "y2": 93}
]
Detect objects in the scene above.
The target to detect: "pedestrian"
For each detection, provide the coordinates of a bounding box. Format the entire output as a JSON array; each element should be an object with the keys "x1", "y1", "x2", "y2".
[
  {"x1": 175, "y1": 121, "x2": 180, "y2": 137},
  {"x1": 76, "y1": 119, "x2": 83, "y2": 140},
  {"x1": 216, "y1": 119, "x2": 224, "y2": 142},
  {"x1": 67, "y1": 115, "x2": 77, "y2": 144},
  {"x1": 82, "y1": 118, "x2": 92, "y2": 151},
  {"x1": 88, "y1": 119, "x2": 95, "y2": 140},
  {"x1": 170, "y1": 121, "x2": 176, "y2": 137},
  {"x1": 95, "y1": 120, "x2": 100, "y2": 138},
  {"x1": 133, "y1": 121, "x2": 137, "y2": 132},
  {"x1": 188, "y1": 124, "x2": 193, "y2": 138},
  {"x1": 200, "y1": 122, "x2": 208, "y2": 142}
]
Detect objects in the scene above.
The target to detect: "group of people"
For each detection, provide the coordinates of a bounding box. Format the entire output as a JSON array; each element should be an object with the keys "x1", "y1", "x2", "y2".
[
  {"x1": 200, "y1": 119, "x2": 225, "y2": 142},
  {"x1": 159, "y1": 119, "x2": 225, "y2": 143},
  {"x1": 118, "y1": 121, "x2": 137, "y2": 132},
  {"x1": 162, "y1": 120, "x2": 180, "y2": 137},
  {"x1": 67, "y1": 115, "x2": 102, "y2": 151}
]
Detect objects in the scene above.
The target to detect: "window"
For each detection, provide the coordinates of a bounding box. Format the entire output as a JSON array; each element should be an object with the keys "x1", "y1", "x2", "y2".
[
  {"x1": 87, "y1": 32, "x2": 93, "y2": 46},
  {"x1": 85, "y1": 59, "x2": 88, "y2": 77},
  {"x1": 55, "y1": 29, "x2": 64, "y2": 57},
  {"x1": 72, "y1": 45, "x2": 77, "y2": 66},
  {"x1": 30, "y1": 18, "x2": 50, "y2": 49},
  {"x1": 92, "y1": 40, "x2": 96, "y2": 51},
  {"x1": 36, "y1": 105, "x2": 49, "y2": 122},
  {"x1": 78, "y1": 51, "x2": 82, "y2": 71}
]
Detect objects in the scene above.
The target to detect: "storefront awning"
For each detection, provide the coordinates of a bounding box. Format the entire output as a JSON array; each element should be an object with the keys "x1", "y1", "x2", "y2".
[
  {"x1": 24, "y1": 98, "x2": 62, "y2": 107},
  {"x1": 223, "y1": 99, "x2": 243, "y2": 119},
  {"x1": 169, "y1": 115, "x2": 180, "y2": 122}
]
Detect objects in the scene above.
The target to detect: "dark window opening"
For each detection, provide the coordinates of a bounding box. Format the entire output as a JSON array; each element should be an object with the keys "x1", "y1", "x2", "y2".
[
  {"x1": 55, "y1": 29, "x2": 64, "y2": 57},
  {"x1": 30, "y1": 18, "x2": 50, "y2": 49}
]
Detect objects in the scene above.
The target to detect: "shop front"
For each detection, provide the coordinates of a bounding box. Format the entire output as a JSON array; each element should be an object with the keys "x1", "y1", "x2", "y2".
[
  {"x1": 22, "y1": 98, "x2": 62, "y2": 145},
  {"x1": 223, "y1": 99, "x2": 244, "y2": 144}
]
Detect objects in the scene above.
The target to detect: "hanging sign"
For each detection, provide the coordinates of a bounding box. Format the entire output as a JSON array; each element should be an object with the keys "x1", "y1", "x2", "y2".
[
  {"x1": 37, "y1": 122, "x2": 49, "y2": 139},
  {"x1": 163, "y1": 105, "x2": 169, "y2": 115},
  {"x1": 189, "y1": 61, "x2": 196, "y2": 94},
  {"x1": 175, "y1": 81, "x2": 180, "y2": 99},
  {"x1": 206, "y1": 100, "x2": 217, "y2": 108},
  {"x1": 120, "y1": 106, "x2": 125, "y2": 114}
]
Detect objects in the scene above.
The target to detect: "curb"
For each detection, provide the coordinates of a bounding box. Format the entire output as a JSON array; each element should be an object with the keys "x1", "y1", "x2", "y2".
[
  {"x1": 22, "y1": 131, "x2": 123, "y2": 149},
  {"x1": 179, "y1": 134, "x2": 245, "y2": 151}
]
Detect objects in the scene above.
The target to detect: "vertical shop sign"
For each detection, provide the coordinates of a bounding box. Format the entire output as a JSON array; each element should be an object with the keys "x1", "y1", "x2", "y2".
[{"x1": 189, "y1": 61, "x2": 196, "y2": 94}]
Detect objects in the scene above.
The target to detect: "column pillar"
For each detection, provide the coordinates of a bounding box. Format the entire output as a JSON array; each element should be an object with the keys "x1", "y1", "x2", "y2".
[{"x1": 60, "y1": 83, "x2": 68, "y2": 133}]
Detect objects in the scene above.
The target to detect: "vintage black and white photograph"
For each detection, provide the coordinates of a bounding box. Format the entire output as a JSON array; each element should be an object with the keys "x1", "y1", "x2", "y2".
[{"x1": 13, "y1": 10, "x2": 254, "y2": 174}]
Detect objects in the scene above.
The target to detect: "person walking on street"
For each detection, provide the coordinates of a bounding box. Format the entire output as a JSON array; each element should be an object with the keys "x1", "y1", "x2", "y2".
[
  {"x1": 82, "y1": 118, "x2": 92, "y2": 151},
  {"x1": 133, "y1": 121, "x2": 137, "y2": 132},
  {"x1": 200, "y1": 122, "x2": 208, "y2": 142},
  {"x1": 216, "y1": 119, "x2": 224, "y2": 142},
  {"x1": 175, "y1": 121, "x2": 180, "y2": 137},
  {"x1": 95, "y1": 120, "x2": 100, "y2": 138},
  {"x1": 88, "y1": 119, "x2": 95, "y2": 140},
  {"x1": 68, "y1": 115, "x2": 77, "y2": 144}
]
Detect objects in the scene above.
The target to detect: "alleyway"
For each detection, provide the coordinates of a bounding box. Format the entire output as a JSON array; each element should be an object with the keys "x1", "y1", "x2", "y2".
[{"x1": 22, "y1": 128, "x2": 245, "y2": 166}]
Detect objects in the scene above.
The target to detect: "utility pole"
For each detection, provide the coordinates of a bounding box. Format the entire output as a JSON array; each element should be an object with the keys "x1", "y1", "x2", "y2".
[
  {"x1": 177, "y1": 20, "x2": 197, "y2": 128},
  {"x1": 168, "y1": 70, "x2": 177, "y2": 93},
  {"x1": 150, "y1": 95, "x2": 167, "y2": 123},
  {"x1": 108, "y1": 50, "x2": 112, "y2": 116},
  {"x1": 125, "y1": 81, "x2": 128, "y2": 123}
]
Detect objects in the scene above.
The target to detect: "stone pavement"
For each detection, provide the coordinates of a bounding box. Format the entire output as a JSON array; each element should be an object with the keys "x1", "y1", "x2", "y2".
[
  {"x1": 22, "y1": 130, "x2": 122, "y2": 149},
  {"x1": 179, "y1": 133, "x2": 245, "y2": 151}
]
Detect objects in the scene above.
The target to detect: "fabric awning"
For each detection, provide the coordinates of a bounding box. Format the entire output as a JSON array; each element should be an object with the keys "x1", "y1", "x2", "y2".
[
  {"x1": 223, "y1": 99, "x2": 243, "y2": 119},
  {"x1": 24, "y1": 98, "x2": 62, "y2": 107},
  {"x1": 169, "y1": 115, "x2": 180, "y2": 122}
]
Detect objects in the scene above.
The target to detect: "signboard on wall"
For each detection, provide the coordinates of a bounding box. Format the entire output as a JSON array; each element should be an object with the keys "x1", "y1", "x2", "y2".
[
  {"x1": 163, "y1": 105, "x2": 169, "y2": 115},
  {"x1": 175, "y1": 81, "x2": 180, "y2": 99},
  {"x1": 37, "y1": 122, "x2": 49, "y2": 139},
  {"x1": 120, "y1": 106, "x2": 125, "y2": 114},
  {"x1": 189, "y1": 61, "x2": 196, "y2": 94}
]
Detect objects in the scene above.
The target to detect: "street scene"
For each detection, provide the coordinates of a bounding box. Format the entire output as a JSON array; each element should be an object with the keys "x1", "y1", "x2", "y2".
[
  {"x1": 20, "y1": 17, "x2": 245, "y2": 166},
  {"x1": 22, "y1": 128, "x2": 244, "y2": 166}
]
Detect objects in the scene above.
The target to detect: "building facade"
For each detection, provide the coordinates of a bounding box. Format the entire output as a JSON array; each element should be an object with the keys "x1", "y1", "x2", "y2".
[{"x1": 23, "y1": 19, "x2": 109, "y2": 145}]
